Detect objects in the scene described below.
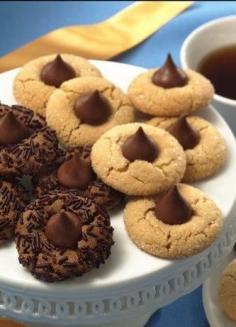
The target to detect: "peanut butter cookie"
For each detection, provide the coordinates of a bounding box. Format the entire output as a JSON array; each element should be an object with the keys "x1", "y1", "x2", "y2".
[
  {"x1": 46, "y1": 76, "x2": 135, "y2": 146},
  {"x1": 91, "y1": 123, "x2": 186, "y2": 196},
  {"x1": 13, "y1": 54, "x2": 102, "y2": 117},
  {"x1": 128, "y1": 54, "x2": 214, "y2": 117},
  {"x1": 148, "y1": 116, "x2": 226, "y2": 182},
  {"x1": 124, "y1": 184, "x2": 222, "y2": 259}
]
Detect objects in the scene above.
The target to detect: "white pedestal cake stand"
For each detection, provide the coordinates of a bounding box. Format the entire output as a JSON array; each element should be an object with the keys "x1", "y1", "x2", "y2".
[{"x1": 0, "y1": 61, "x2": 236, "y2": 327}]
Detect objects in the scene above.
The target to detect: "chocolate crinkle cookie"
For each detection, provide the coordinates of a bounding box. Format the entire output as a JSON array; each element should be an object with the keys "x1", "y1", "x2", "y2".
[
  {"x1": 15, "y1": 192, "x2": 114, "y2": 282},
  {"x1": 34, "y1": 146, "x2": 124, "y2": 210},
  {"x1": 0, "y1": 104, "x2": 61, "y2": 176},
  {"x1": 0, "y1": 178, "x2": 28, "y2": 244}
]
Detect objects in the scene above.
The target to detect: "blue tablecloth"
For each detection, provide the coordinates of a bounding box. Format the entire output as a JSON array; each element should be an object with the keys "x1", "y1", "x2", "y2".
[{"x1": 1, "y1": 1, "x2": 236, "y2": 326}]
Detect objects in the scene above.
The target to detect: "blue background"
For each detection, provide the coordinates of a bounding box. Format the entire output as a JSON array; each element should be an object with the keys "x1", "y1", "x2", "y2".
[{"x1": 1, "y1": 1, "x2": 236, "y2": 326}]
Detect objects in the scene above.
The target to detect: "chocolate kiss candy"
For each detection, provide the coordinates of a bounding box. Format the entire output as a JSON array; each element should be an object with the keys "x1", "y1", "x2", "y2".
[
  {"x1": 74, "y1": 90, "x2": 111, "y2": 125},
  {"x1": 57, "y1": 153, "x2": 94, "y2": 189},
  {"x1": 152, "y1": 54, "x2": 188, "y2": 88},
  {"x1": 40, "y1": 54, "x2": 76, "y2": 87},
  {"x1": 234, "y1": 243, "x2": 236, "y2": 252},
  {"x1": 155, "y1": 186, "x2": 193, "y2": 225},
  {"x1": 0, "y1": 112, "x2": 31, "y2": 145},
  {"x1": 122, "y1": 127, "x2": 158, "y2": 162},
  {"x1": 168, "y1": 116, "x2": 200, "y2": 150},
  {"x1": 45, "y1": 211, "x2": 82, "y2": 249}
]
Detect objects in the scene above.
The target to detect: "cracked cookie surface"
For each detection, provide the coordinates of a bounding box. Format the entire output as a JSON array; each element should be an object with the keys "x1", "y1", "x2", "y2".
[
  {"x1": 46, "y1": 76, "x2": 135, "y2": 146},
  {"x1": 124, "y1": 183, "x2": 222, "y2": 259},
  {"x1": 13, "y1": 54, "x2": 102, "y2": 117},
  {"x1": 128, "y1": 69, "x2": 214, "y2": 117},
  {"x1": 148, "y1": 116, "x2": 226, "y2": 182},
  {"x1": 218, "y1": 259, "x2": 236, "y2": 322},
  {"x1": 91, "y1": 123, "x2": 186, "y2": 196}
]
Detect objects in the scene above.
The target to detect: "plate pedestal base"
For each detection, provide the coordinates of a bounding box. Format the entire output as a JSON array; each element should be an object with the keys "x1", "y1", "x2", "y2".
[{"x1": 24, "y1": 312, "x2": 153, "y2": 327}]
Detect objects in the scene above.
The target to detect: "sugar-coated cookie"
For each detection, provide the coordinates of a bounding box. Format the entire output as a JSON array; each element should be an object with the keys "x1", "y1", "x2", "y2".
[
  {"x1": 148, "y1": 116, "x2": 226, "y2": 182},
  {"x1": 124, "y1": 184, "x2": 222, "y2": 259},
  {"x1": 15, "y1": 192, "x2": 114, "y2": 282},
  {"x1": 46, "y1": 76, "x2": 135, "y2": 146},
  {"x1": 13, "y1": 54, "x2": 102, "y2": 117},
  {"x1": 91, "y1": 123, "x2": 186, "y2": 196},
  {"x1": 128, "y1": 54, "x2": 214, "y2": 117}
]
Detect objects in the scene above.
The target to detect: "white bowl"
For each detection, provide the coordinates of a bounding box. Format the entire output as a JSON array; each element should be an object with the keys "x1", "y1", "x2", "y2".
[{"x1": 180, "y1": 16, "x2": 236, "y2": 134}]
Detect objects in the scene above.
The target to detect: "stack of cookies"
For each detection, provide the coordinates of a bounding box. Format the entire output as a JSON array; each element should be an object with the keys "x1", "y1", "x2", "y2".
[
  {"x1": 0, "y1": 52, "x2": 225, "y2": 282},
  {"x1": 90, "y1": 54, "x2": 224, "y2": 259}
]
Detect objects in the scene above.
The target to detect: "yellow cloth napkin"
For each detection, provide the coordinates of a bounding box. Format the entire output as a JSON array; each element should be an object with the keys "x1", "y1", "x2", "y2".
[
  {"x1": 0, "y1": 1, "x2": 193, "y2": 326},
  {"x1": 0, "y1": 319, "x2": 24, "y2": 327},
  {"x1": 0, "y1": 1, "x2": 193, "y2": 72}
]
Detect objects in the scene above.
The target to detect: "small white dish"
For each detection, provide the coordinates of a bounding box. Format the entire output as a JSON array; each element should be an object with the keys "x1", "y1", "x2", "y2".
[
  {"x1": 180, "y1": 16, "x2": 236, "y2": 134},
  {"x1": 203, "y1": 252, "x2": 236, "y2": 327}
]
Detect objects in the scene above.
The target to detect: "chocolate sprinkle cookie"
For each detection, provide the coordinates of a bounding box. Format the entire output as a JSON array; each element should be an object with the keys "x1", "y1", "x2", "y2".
[
  {"x1": 34, "y1": 146, "x2": 123, "y2": 210},
  {"x1": 0, "y1": 178, "x2": 28, "y2": 244},
  {"x1": 63, "y1": 144, "x2": 92, "y2": 162},
  {"x1": 0, "y1": 104, "x2": 61, "y2": 176},
  {"x1": 15, "y1": 192, "x2": 114, "y2": 282}
]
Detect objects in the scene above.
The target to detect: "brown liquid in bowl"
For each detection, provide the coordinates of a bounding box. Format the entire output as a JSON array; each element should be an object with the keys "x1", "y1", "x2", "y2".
[{"x1": 198, "y1": 45, "x2": 236, "y2": 100}]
